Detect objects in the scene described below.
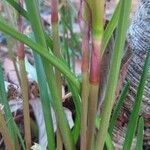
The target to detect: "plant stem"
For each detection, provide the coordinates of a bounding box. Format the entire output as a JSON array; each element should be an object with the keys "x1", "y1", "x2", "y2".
[
  {"x1": 25, "y1": 0, "x2": 75, "y2": 149},
  {"x1": 51, "y1": 0, "x2": 63, "y2": 148},
  {"x1": 87, "y1": 0, "x2": 105, "y2": 149},
  {"x1": 19, "y1": 59, "x2": 31, "y2": 150},
  {"x1": 80, "y1": 19, "x2": 90, "y2": 150},
  {"x1": 95, "y1": 0, "x2": 132, "y2": 149},
  {"x1": 17, "y1": 1, "x2": 31, "y2": 148}
]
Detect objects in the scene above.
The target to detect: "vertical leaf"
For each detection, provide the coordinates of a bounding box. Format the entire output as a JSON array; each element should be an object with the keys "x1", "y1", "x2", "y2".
[
  {"x1": 95, "y1": 0, "x2": 132, "y2": 149},
  {"x1": 135, "y1": 117, "x2": 144, "y2": 150},
  {"x1": 109, "y1": 81, "x2": 130, "y2": 135},
  {"x1": 123, "y1": 51, "x2": 150, "y2": 150}
]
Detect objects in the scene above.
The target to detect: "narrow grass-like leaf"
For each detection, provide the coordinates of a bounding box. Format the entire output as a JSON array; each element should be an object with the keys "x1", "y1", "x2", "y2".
[
  {"x1": 68, "y1": 82, "x2": 81, "y2": 143},
  {"x1": 102, "y1": 1, "x2": 120, "y2": 54},
  {"x1": 14, "y1": 123, "x2": 26, "y2": 150},
  {"x1": 0, "y1": 64, "x2": 25, "y2": 149},
  {"x1": 123, "y1": 51, "x2": 150, "y2": 150},
  {"x1": 5, "y1": 0, "x2": 29, "y2": 19},
  {"x1": 0, "y1": 111, "x2": 15, "y2": 150},
  {"x1": 95, "y1": 117, "x2": 114, "y2": 150},
  {"x1": 135, "y1": 117, "x2": 144, "y2": 150},
  {"x1": 5, "y1": 0, "x2": 53, "y2": 49},
  {"x1": 33, "y1": 53, "x2": 55, "y2": 150},
  {"x1": 109, "y1": 81, "x2": 130, "y2": 135},
  {"x1": 95, "y1": 0, "x2": 132, "y2": 149},
  {"x1": 0, "y1": 64, "x2": 15, "y2": 143},
  {"x1": 60, "y1": 7, "x2": 70, "y2": 67},
  {"x1": 19, "y1": 59, "x2": 31, "y2": 149},
  {"x1": 24, "y1": 0, "x2": 75, "y2": 149},
  {"x1": 0, "y1": 21, "x2": 80, "y2": 91}
]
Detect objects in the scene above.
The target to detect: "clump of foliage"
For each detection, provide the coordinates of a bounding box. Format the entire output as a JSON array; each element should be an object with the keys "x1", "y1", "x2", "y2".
[{"x1": 0, "y1": 0, "x2": 149, "y2": 150}]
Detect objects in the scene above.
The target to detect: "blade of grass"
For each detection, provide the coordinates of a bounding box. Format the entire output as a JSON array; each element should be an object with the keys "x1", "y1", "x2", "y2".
[
  {"x1": 0, "y1": 20, "x2": 80, "y2": 92},
  {"x1": 0, "y1": 64, "x2": 16, "y2": 144},
  {"x1": 68, "y1": 82, "x2": 81, "y2": 143},
  {"x1": 67, "y1": 7, "x2": 75, "y2": 72},
  {"x1": 2, "y1": 1, "x2": 21, "y2": 86},
  {"x1": 135, "y1": 117, "x2": 144, "y2": 150},
  {"x1": 18, "y1": 59, "x2": 31, "y2": 149},
  {"x1": 109, "y1": 81, "x2": 130, "y2": 135},
  {"x1": 33, "y1": 53, "x2": 55, "y2": 150},
  {"x1": 5, "y1": 0, "x2": 29, "y2": 19},
  {"x1": 14, "y1": 123, "x2": 26, "y2": 150},
  {"x1": 61, "y1": 8, "x2": 70, "y2": 67},
  {"x1": 95, "y1": 117, "x2": 114, "y2": 150},
  {"x1": 0, "y1": 64, "x2": 25, "y2": 149},
  {"x1": 5, "y1": 0, "x2": 53, "y2": 49},
  {"x1": 123, "y1": 51, "x2": 150, "y2": 150},
  {"x1": 0, "y1": 110, "x2": 15, "y2": 150},
  {"x1": 17, "y1": 1, "x2": 31, "y2": 148},
  {"x1": 102, "y1": 1, "x2": 120, "y2": 55},
  {"x1": 95, "y1": 0, "x2": 132, "y2": 149},
  {"x1": 24, "y1": 0, "x2": 75, "y2": 149}
]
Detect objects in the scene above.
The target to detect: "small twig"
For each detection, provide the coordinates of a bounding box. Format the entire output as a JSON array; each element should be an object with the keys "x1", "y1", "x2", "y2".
[{"x1": 62, "y1": 92, "x2": 72, "y2": 101}]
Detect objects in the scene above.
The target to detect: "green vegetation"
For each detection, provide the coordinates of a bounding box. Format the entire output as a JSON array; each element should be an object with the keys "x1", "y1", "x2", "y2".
[{"x1": 0, "y1": 0, "x2": 149, "y2": 150}]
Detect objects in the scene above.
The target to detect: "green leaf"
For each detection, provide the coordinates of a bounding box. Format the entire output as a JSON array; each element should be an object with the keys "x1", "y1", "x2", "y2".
[
  {"x1": 24, "y1": 0, "x2": 75, "y2": 149},
  {"x1": 95, "y1": 117, "x2": 114, "y2": 150},
  {"x1": 0, "y1": 64, "x2": 25, "y2": 150},
  {"x1": 135, "y1": 117, "x2": 144, "y2": 150},
  {"x1": 109, "y1": 81, "x2": 130, "y2": 135},
  {"x1": 68, "y1": 82, "x2": 81, "y2": 143},
  {"x1": 123, "y1": 51, "x2": 150, "y2": 150},
  {"x1": 5, "y1": 0, "x2": 53, "y2": 49},
  {"x1": 0, "y1": 64, "x2": 15, "y2": 141},
  {"x1": 0, "y1": 20, "x2": 80, "y2": 92},
  {"x1": 95, "y1": 0, "x2": 132, "y2": 149},
  {"x1": 102, "y1": 1, "x2": 121, "y2": 55},
  {"x1": 33, "y1": 53, "x2": 55, "y2": 150}
]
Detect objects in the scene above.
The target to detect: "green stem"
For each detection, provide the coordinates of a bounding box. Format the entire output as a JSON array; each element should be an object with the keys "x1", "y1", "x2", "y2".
[
  {"x1": 87, "y1": 0, "x2": 105, "y2": 149},
  {"x1": 18, "y1": 59, "x2": 31, "y2": 150},
  {"x1": 51, "y1": 0, "x2": 63, "y2": 148},
  {"x1": 80, "y1": 26, "x2": 90, "y2": 150},
  {"x1": 95, "y1": 0, "x2": 132, "y2": 149},
  {"x1": 24, "y1": 0, "x2": 75, "y2": 149},
  {"x1": 17, "y1": 2, "x2": 31, "y2": 148}
]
